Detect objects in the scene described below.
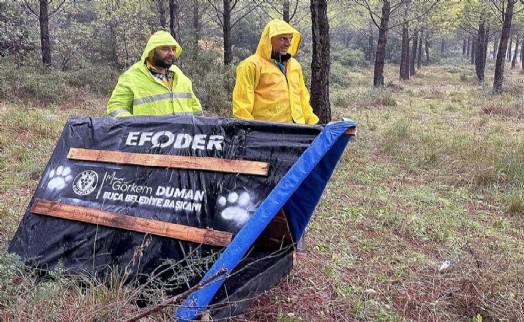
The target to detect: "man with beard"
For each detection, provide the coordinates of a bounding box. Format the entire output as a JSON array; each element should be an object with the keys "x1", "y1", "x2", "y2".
[{"x1": 108, "y1": 31, "x2": 202, "y2": 117}]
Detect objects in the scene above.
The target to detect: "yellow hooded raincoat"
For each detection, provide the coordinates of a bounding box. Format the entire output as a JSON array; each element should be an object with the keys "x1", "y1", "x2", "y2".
[
  {"x1": 232, "y1": 20, "x2": 319, "y2": 125},
  {"x1": 107, "y1": 31, "x2": 202, "y2": 117}
]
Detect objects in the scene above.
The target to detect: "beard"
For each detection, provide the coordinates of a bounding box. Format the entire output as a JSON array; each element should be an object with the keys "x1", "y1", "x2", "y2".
[{"x1": 151, "y1": 52, "x2": 173, "y2": 69}]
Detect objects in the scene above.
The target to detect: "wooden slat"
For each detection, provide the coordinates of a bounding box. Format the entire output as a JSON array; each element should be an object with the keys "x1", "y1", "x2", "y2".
[
  {"x1": 31, "y1": 198, "x2": 232, "y2": 247},
  {"x1": 67, "y1": 148, "x2": 269, "y2": 176},
  {"x1": 344, "y1": 127, "x2": 357, "y2": 136}
]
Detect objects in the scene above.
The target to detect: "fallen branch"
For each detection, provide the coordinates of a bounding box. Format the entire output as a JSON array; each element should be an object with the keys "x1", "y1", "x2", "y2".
[{"x1": 124, "y1": 267, "x2": 228, "y2": 322}]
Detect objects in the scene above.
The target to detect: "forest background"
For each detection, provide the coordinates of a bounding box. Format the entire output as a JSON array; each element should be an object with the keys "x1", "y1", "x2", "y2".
[{"x1": 2, "y1": 0, "x2": 524, "y2": 321}]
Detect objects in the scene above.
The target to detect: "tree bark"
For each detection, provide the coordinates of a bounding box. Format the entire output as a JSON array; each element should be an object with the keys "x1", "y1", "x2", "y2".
[
  {"x1": 39, "y1": 0, "x2": 51, "y2": 66},
  {"x1": 223, "y1": 0, "x2": 233, "y2": 65},
  {"x1": 466, "y1": 36, "x2": 471, "y2": 57},
  {"x1": 417, "y1": 29, "x2": 423, "y2": 69},
  {"x1": 410, "y1": 30, "x2": 418, "y2": 76},
  {"x1": 366, "y1": 19, "x2": 374, "y2": 61},
  {"x1": 310, "y1": 0, "x2": 331, "y2": 123},
  {"x1": 373, "y1": 0, "x2": 390, "y2": 87},
  {"x1": 511, "y1": 36, "x2": 519, "y2": 69},
  {"x1": 169, "y1": 0, "x2": 180, "y2": 40},
  {"x1": 493, "y1": 37, "x2": 498, "y2": 60},
  {"x1": 192, "y1": 0, "x2": 202, "y2": 33},
  {"x1": 471, "y1": 38, "x2": 476, "y2": 64},
  {"x1": 475, "y1": 18, "x2": 488, "y2": 81},
  {"x1": 157, "y1": 0, "x2": 167, "y2": 29},
  {"x1": 507, "y1": 37, "x2": 513, "y2": 61},
  {"x1": 425, "y1": 32, "x2": 430, "y2": 63},
  {"x1": 283, "y1": 0, "x2": 290, "y2": 22},
  {"x1": 521, "y1": 38, "x2": 524, "y2": 70},
  {"x1": 493, "y1": 0, "x2": 514, "y2": 94},
  {"x1": 399, "y1": 22, "x2": 410, "y2": 80},
  {"x1": 440, "y1": 38, "x2": 445, "y2": 55}
]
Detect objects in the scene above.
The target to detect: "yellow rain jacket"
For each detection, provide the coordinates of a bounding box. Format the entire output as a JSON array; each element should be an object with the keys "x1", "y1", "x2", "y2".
[
  {"x1": 232, "y1": 20, "x2": 319, "y2": 125},
  {"x1": 107, "y1": 31, "x2": 202, "y2": 117}
]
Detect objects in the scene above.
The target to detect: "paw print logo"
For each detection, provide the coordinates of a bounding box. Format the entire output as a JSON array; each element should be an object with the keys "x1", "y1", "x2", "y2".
[
  {"x1": 72, "y1": 170, "x2": 98, "y2": 196},
  {"x1": 47, "y1": 166, "x2": 73, "y2": 191},
  {"x1": 217, "y1": 191, "x2": 257, "y2": 228}
]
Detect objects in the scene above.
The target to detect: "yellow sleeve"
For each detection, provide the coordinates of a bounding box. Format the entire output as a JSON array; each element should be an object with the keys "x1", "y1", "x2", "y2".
[
  {"x1": 232, "y1": 61, "x2": 256, "y2": 120},
  {"x1": 107, "y1": 76, "x2": 133, "y2": 117},
  {"x1": 191, "y1": 92, "x2": 203, "y2": 116},
  {"x1": 299, "y1": 68, "x2": 319, "y2": 125}
]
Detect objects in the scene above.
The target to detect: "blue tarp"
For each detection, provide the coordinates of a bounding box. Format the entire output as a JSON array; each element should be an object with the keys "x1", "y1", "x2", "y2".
[{"x1": 176, "y1": 120, "x2": 356, "y2": 320}]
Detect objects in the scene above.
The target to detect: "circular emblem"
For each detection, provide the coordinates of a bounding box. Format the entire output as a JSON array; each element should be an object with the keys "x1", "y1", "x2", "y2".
[{"x1": 72, "y1": 170, "x2": 98, "y2": 196}]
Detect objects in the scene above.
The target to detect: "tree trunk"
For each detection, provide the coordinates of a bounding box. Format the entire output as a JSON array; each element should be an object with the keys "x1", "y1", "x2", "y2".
[
  {"x1": 471, "y1": 38, "x2": 476, "y2": 64},
  {"x1": 417, "y1": 29, "x2": 423, "y2": 68},
  {"x1": 410, "y1": 30, "x2": 418, "y2": 76},
  {"x1": 425, "y1": 32, "x2": 430, "y2": 63},
  {"x1": 511, "y1": 36, "x2": 519, "y2": 69},
  {"x1": 373, "y1": 0, "x2": 390, "y2": 87},
  {"x1": 366, "y1": 19, "x2": 374, "y2": 61},
  {"x1": 157, "y1": 0, "x2": 167, "y2": 29},
  {"x1": 493, "y1": 0, "x2": 514, "y2": 94},
  {"x1": 466, "y1": 36, "x2": 470, "y2": 57},
  {"x1": 440, "y1": 38, "x2": 445, "y2": 55},
  {"x1": 399, "y1": 22, "x2": 410, "y2": 80},
  {"x1": 283, "y1": 0, "x2": 290, "y2": 22},
  {"x1": 39, "y1": 0, "x2": 51, "y2": 66},
  {"x1": 475, "y1": 18, "x2": 487, "y2": 81},
  {"x1": 223, "y1": 0, "x2": 233, "y2": 65},
  {"x1": 493, "y1": 37, "x2": 498, "y2": 59},
  {"x1": 169, "y1": 0, "x2": 180, "y2": 40},
  {"x1": 521, "y1": 38, "x2": 524, "y2": 70},
  {"x1": 192, "y1": 0, "x2": 202, "y2": 33},
  {"x1": 463, "y1": 38, "x2": 467, "y2": 56},
  {"x1": 507, "y1": 37, "x2": 513, "y2": 61},
  {"x1": 310, "y1": 0, "x2": 330, "y2": 123}
]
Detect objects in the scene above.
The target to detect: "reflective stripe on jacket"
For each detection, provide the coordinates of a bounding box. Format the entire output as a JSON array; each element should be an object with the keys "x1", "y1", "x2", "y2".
[
  {"x1": 232, "y1": 20, "x2": 319, "y2": 125},
  {"x1": 107, "y1": 31, "x2": 202, "y2": 117}
]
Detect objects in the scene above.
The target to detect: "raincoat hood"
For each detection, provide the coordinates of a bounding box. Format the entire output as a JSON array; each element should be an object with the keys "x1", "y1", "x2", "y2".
[
  {"x1": 256, "y1": 19, "x2": 302, "y2": 60},
  {"x1": 141, "y1": 31, "x2": 183, "y2": 61}
]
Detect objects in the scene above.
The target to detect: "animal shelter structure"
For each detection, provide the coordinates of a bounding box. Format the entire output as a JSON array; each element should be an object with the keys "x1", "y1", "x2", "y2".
[{"x1": 8, "y1": 115, "x2": 356, "y2": 319}]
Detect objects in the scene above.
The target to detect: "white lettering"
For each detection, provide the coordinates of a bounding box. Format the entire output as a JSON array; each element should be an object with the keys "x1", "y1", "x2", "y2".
[
  {"x1": 138, "y1": 132, "x2": 154, "y2": 146},
  {"x1": 156, "y1": 186, "x2": 205, "y2": 201},
  {"x1": 208, "y1": 135, "x2": 224, "y2": 150},
  {"x1": 174, "y1": 134, "x2": 191, "y2": 148},
  {"x1": 126, "y1": 132, "x2": 140, "y2": 145},
  {"x1": 192, "y1": 134, "x2": 207, "y2": 150},
  {"x1": 194, "y1": 190, "x2": 205, "y2": 202},
  {"x1": 152, "y1": 131, "x2": 175, "y2": 148},
  {"x1": 124, "y1": 131, "x2": 224, "y2": 151}
]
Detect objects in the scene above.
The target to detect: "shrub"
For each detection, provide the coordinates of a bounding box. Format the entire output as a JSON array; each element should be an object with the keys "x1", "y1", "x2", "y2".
[
  {"x1": 330, "y1": 61, "x2": 352, "y2": 88},
  {"x1": 331, "y1": 45, "x2": 367, "y2": 68},
  {"x1": 65, "y1": 64, "x2": 120, "y2": 96},
  {"x1": 0, "y1": 60, "x2": 118, "y2": 106},
  {"x1": 507, "y1": 189, "x2": 524, "y2": 216},
  {"x1": 185, "y1": 48, "x2": 235, "y2": 117}
]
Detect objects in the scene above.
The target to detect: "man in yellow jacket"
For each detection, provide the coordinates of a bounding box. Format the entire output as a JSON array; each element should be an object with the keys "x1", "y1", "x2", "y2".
[
  {"x1": 232, "y1": 19, "x2": 319, "y2": 125},
  {"x1": 108, "y1": 31, "x2": 202, "y2": 117}
]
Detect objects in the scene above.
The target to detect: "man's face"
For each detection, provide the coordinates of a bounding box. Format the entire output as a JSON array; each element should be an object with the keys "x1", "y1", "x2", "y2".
[
  {"x1": 271, "y1": 33, "x2": 293, "y2": 55},
  {"x1": 151, "y1": 46, "x2": 176, "y2": 69}
]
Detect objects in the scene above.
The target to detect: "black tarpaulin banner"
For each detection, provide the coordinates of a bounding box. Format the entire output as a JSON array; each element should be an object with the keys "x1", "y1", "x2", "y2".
[
  {"x1": 8, "y1": 115, "x2": 357, "y2": 319},
  {"x1": 8, "y1": 115, "x2": 322, "y2": 279}
]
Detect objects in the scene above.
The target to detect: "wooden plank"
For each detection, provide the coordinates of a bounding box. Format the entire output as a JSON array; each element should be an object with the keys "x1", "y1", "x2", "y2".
[
  {"x1": 31, "y1": 198, "x2": 232, "y2": 247},
  {"x1": 344, "y1": 127, "x2": 357, "y2": 136},
  {"x1": 67, "y1": 148, "x2": 269, "y2": 176}
]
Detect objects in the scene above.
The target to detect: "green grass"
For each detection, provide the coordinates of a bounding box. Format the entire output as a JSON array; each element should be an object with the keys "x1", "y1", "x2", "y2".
[{"x1": 2, "y1": 62, "x2": 524, "y2": 321}]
